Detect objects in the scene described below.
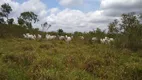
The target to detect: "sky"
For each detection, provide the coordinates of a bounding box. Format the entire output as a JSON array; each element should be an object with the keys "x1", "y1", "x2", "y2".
[{"x1": 0, "y1": 0, "x2": 142, "y2": 32}]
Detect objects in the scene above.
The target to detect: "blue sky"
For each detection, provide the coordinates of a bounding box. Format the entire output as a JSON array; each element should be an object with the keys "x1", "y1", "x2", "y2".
[
  {"x1": 16, "y1": 0, "x2": 100, "y2": 12},
  {"x1": 45, "y1": 0, "x2": 100, "y2": 12}
]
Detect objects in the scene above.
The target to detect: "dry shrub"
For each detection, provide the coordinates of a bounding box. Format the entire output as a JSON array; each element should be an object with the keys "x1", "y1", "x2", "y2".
[
  {"x1": 2, "y1": 54, "x2": 18, "y2": 63},
  {"x1": 83, "y1": 58, "x2": 103, "y2": 76},
  {"x1": 62, "y1": 55, "x2": 78, "y2": 68},
  {"x1": 122, "y1": 65, "x2": 142, "y2": 80},
  {"x1": 59, "y1": 41, "x2": 64, "y2": 44},
  {"x1": 0, "y1": 69, "x2": 8, "y2": 80},
  {"x1": 39, "y1": 44, "x2": 54, "y2": 50},
  {"x1": 26, "y1": 57, "x2": 55, "y2": 80},
  {"x1": 35, "y1": 58, "x2": 53, "y2": 68},
  {"x1": 27, "y1": 60, "x2": 54, "y2": 80},
  {"x1": 2, "y1": 53, "x2": 36, "y2": 66},
  {"x1": 22, "y1": 45, "x2": 34, "y2": 51}
]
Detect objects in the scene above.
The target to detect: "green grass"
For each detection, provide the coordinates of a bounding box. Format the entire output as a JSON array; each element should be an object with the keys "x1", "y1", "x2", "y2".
[{"x1": 0, "y1": 38, "x2": 142, "y2": 80}]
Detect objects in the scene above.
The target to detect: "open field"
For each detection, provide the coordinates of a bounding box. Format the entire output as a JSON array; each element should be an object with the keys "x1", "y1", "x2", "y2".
[{"x1": 0, "y1": 38, "x2": 142, "y2": 80}]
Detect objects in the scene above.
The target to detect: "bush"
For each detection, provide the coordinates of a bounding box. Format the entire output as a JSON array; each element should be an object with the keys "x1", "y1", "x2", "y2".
[
  {"x1": 109, "y1": 13, "x2": 142, "y2": 51},
  {"x1": 0, "y1": 24, "x2": 27, "y2": 38},
  {"x1": 0, "y1": 24, "x2": 45, "y2": 38}
]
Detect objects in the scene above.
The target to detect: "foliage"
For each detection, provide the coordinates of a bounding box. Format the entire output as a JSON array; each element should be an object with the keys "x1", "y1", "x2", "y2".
[
  {"x1": 108, "y1": 12, "x2": 142, "y2": 51},
  {"x1": 0, "y1": 18, "x2": 5, "y2": 24},
  {"x1": 17, "y1": 17, "x2": 25, "y2": 26},
  {"x1": 58, "y1": 29, "x2": 64, "y2": 35},
  {"x1": 0, "y1": 3, "x2": 12, "y2": 21},
  {"x1": 18, "y1": 11, "x2": 39, "y2": 28},
  {"x1": 7, "y1": 18, "x2": 14, "y2": 25},
  {"x1": 0, "y1": 24, "x2": 42, "y2": 38},
  {"x1": 41, "y1": 22, "x2": 52, "y2": 32},
  {"x1": 0, "y1": 24, "x2": 27, "y2": 38},
  {"x1": 108, "y1": 19, "x2": 119, "y2": 34}
]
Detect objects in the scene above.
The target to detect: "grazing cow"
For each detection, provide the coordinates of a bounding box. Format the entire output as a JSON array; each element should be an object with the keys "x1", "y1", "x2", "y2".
[
  {"x1": 80, "y1": 36, "x2": 84, "y2": 40},
  {"x1": 46, "y1": 34, "x2": 56, "y2": 40},
  {"x1": 23, "y1": 33, "x2": 36, "y2": 40},
  {"x1": 37, "y1": 34, "x2": 42, "y2": 39},
  {"x1": 92, "y1": 37, "x2": 97, "y2": 41},
  {"x1": 65, "y1": 35, "x2": 72, "y2": 43},
  {"x1": 100, "y1": 37, "x2": 114, "y2": 44},
  {"x1": 59, "y1": 36, "x2": 65, "y2": 40}
]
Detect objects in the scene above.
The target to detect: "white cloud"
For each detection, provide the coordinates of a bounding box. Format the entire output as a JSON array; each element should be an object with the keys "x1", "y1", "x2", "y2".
[
  {"x1": 46, "y1": 9, "x2": 88, "y2": 32},
  {"x1": 48, "y1": 8, "x2": 60, "y2": 14},
  {"x1": 45, "y1": 9, "x2": 113, "y2": 32},
  {"x1": 58, "y1": 0, "x2": 83, "y2": 7},
  {"x1": 101, "y1": 0, "x2": 142, "y2": 17}
]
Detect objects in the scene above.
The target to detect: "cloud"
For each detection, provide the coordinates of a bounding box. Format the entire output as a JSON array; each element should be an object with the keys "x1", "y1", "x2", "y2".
[
  {"x1": 45, "y1": 9, "x2": 114, "y2": 32},
  {"x1": 101, "y1": 0, "x2": 142, "y2": 17},
  {"x1": 58, "y1": 0, "x2": 83, "y2": 7}
]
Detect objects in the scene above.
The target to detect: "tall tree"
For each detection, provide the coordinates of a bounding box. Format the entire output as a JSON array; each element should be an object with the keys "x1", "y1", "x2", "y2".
[
  {"x1": 58, "y1": 29, "x2": 63, "y2": 35},
  {"x1": 18, "y1": 17, "x2": 25, "y2": 25},
  {"x1": 0, "y1": 18, "x2": 5, "y2": 24},
  {"x1": 120, "y1": 12, "x2": 141, "y2": 34},
  {"x1": 108, "y1": 19, "x2": 119, "y2": 34},
  {"x1": 41, "y1": 22, "x2": 51, "y2": 32},
  {"x1": 7, "y1": 18, "x2": 14, "y2": 24},
  {"x1": 0, "y1": 3, "x2": 12, "y2": 20},
  {"x1": 95, "y1": 28, "x2": 105, "y2": 38},
  {"x1": 0, "y1": 11, "x2": 4, "y2": 23},
  {"x1": 18, "y1": 11, "x2": 39, "y2": 29},
  {"x1": 41, "y1": 22, "x2": 48, "y2": 31},
  {"x1": 114, "y1": 12, "x2": 142, "y2": 51}
]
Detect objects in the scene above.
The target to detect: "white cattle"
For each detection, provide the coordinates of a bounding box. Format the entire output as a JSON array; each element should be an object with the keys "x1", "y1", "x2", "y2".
[
  {"x1": 59, "y1": 36, "x2": 65, "y2": 40},
  {"x1": 65, "y1": 35, "x2": 72, "y2": 43},
  {"x1": 92, "y1": 37, "x2": 97, "y2": 41},
  {"x1": 23, "y1": 33, "x2": 36, "y2": 40},
  {"x1": 46, "y1": 34, "x2": 56, "y2": 40},
  {"x1": 71, "y1": 36, "x2": 73, "y2": 39},
  {"x1": 109, "y1": 38, "x2": 114, "y2": 41},
  {"x1": 100, "y1": 37, "x2": 114, "y2": 44},
  {"x1": 80, "y1": 36, "x2": 84, "y2": 40},
  {"x1": 23, "y1": 34, "x2": 28, "y2": 38},
  {"x1": 37, "y1": 34, "x2": 42, "y2": 39},
  {"x1": 100, "y1": 38, "x2": 107, "y2": 44},
  {"x1": 50, "y1": 35, "x2": 56, "y2": 39}
]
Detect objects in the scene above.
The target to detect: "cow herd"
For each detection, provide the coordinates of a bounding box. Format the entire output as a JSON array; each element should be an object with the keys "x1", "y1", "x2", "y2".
[{"x1": 23, "y1": 33, "x2": 114, "y2": 44}]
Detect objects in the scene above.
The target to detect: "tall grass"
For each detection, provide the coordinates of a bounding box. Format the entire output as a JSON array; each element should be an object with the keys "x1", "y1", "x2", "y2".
[{"x1": 0, "y1": 38, "x2": 142, "y2": 80}]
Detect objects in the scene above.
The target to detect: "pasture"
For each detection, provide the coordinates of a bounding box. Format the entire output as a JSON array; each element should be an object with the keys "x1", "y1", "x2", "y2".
[{"x1": 0, "y1": 38, "x2": 142, "y2": 80}]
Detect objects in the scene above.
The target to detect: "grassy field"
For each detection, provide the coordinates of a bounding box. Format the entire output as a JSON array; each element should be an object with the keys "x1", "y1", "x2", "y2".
[{"x1": 0, "y1": 38, "x2": 142, "y2": 80}]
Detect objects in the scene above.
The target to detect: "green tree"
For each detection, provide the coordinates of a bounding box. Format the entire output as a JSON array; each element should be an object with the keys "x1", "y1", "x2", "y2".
[
  {"x1": 18, "y1": 11, "x2": 39, "y2": 29},
  {"x1": 0, "y1": 3, "x2": 12, "y2": 21},
  {"x1": 108, "y1": 19, "x2": 119, "y2": 34},
  {"x1": 7, "y1": 18, "x2": 14, "y2": 24},
  {"x1": 41, "y1": 22, "x2": 47, "y2": 31},
  {"x1": 115, "y1": 12, "x2": 142, "y2": 51},
  {"x1": 95, "y1": 28, "x2": 105, "y2": 38},
  {"x1": 120, "y1": 12, "x2": 140, "y2": 34},
  {"x1": 0, "y1": 18, "x2": 5, "y2": 24},
  {"x1": 0, "y1": 12, "x2": 5, "y2": 24},
  {"x1": 58, "y1": 29, "x2": 63, "y2": 35},
  {"x1": 18, "y1": 17, "x2": 25, "y2": 25},
  {"x1": 41, "y1": 22, "x2": 51, "y2": 32},
  {"x1": 74, "y1": 31, "x2": 83, "y2": 36}
]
